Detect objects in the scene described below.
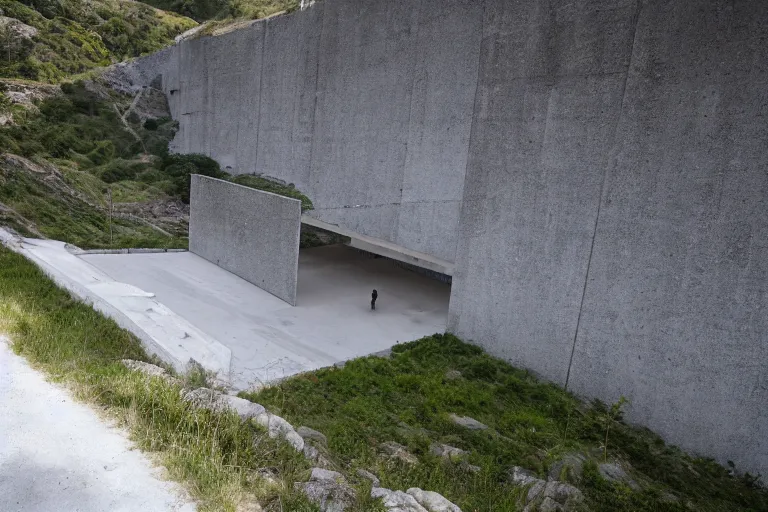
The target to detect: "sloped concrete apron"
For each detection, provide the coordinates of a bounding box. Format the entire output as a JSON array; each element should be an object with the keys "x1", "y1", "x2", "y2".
[{"x1": 0, "y1": 229, "x2": 231, "y2": 378}]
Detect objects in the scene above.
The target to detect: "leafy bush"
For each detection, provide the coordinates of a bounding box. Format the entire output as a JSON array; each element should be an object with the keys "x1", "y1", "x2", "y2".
[
  {"x1": 160, "y1": 153, "x2": 227, "y2": 202},
  {"x1": 0, "y1": 0, "x2": 196, "y2": 82}
]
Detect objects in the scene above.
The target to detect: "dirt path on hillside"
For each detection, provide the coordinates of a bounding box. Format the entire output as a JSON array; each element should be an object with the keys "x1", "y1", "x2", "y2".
[{"x1": 0, "y1": 337, "x2": 196, "y2": 512}]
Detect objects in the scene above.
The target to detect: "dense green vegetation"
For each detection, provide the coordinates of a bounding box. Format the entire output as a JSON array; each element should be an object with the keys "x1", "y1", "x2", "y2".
[
  {"x1": 0, "y1": 0, "x2": 195, "y2": 82},
  {"x1": 139, "y1": 0, "x2": 297, "y2": 23},
  {"x1": 0, "y1": 80, "x2": 313, "y2": 249},
  {"x1": 244, "y1": 334, "x2": 768, "y2": 512}
]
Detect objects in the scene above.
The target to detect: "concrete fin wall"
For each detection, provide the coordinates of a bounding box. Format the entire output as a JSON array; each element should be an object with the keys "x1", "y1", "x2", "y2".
[
  {"x1": 189, "y1": 175, "x2": 301, "y2": 305},
  {"x1": 146, "y1": 0, "x2": 481, "y2": 264}
]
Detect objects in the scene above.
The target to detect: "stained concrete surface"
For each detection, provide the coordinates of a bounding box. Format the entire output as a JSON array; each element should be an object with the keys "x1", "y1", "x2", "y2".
[
  {"x1": 82, "y1": 245, "x2": 450, "y2": 390},
  {"x1": 189, "y1": 176, "x2": 302, "y2": 305},
  {"x1": 0, "y1": 338, "x2": 196, "y2": 512}
]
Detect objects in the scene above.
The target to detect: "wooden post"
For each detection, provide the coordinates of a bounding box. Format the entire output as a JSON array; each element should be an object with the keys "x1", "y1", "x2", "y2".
[{"x1": 108, "y1": 188, "x2": 113, "y2": 246}]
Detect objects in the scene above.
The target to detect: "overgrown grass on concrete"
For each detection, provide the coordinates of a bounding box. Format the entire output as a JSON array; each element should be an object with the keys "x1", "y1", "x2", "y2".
[
  {"x1": 243, "y1": 334, "x2": 768, "y2": 512},
  {"x1": 0, "y1": 245, "x2": 323, "y2": 511}
]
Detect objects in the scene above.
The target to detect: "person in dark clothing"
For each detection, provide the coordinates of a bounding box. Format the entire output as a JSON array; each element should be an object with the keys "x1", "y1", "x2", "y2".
[{"x1": 371, "y1": 289, "x2": 378, "y2": 310}]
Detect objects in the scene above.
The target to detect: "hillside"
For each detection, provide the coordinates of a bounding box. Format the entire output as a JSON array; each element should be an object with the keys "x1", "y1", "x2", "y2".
[
  {"x1": 0, "y1": 78, "x2": 318, "y2": 249},
  {"x1": 138, "y1": 0, "x2": 297, "y2": 23},
  {"x1": 0, "y1": 0, "x2": 196, "y2": 82}
]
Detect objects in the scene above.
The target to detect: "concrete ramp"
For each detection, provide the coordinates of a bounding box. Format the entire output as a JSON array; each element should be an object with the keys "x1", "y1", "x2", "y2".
[
  {"x1": 0, "y1": 230, "x2": 231, "y2": 378},
  {"x1": 190, "y1": 175, "x2": 302, "y2": 305}
]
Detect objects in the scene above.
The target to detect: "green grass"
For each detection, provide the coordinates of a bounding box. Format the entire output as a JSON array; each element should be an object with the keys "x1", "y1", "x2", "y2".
[
  {"x1": 139, "y1": 0, "x2": 298, "y2": 23},
  {"x1": 0, "y1": 245, "x2": 325, "y2": 511},
  {"x1": 242, "y1": 334, "x2": 768, "y2": 512}
]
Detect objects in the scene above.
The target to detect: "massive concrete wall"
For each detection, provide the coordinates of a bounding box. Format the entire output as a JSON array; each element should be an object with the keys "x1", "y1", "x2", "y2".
[
  {"x1": 128, "y1": 0, "x2": 767, "y2": 477},
  {"x1": 449, "y1": 0, "x2": 768, "y2": 477},
  {"x1": 149, "y1": 0, "x2": 480, "y2": 264},
  {"x1": 189, "y1": 175, "x2": 301, "y2": 305}
]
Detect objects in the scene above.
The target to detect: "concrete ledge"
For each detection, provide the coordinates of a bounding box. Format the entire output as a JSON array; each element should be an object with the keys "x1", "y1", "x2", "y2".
[
  {"x1": 301, "y1": 215, "x2": 455, "y2": 276},
  {"x1": 0, "y1": 229, "x2": 231, "y2": 379},
  {"x1": 67, "y1": 247, "x2": 189, "y2": 255}
]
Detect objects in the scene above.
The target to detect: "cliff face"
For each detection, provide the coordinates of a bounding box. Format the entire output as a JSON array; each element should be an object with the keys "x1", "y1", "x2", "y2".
[{"x1": 121, "y1": 0, "x2": 768, "y2": 479}]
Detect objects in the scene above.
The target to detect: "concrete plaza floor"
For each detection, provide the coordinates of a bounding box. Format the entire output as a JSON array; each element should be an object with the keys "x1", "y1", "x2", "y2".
[{"x1": 82, "y1": 245, "x2": 450, "y2": 389}]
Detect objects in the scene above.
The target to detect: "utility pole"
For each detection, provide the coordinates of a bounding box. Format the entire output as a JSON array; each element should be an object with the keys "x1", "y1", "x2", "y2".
[{"x1": 108, "y1": 188, "x2": 113, "y2": 246}]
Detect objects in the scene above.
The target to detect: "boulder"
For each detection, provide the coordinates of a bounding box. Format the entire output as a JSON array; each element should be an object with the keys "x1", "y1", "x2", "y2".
[
  {"x1": 356, "y1": 469, "x2": 380, "y2": 487},
  {"x1": 121, "y1": 359, "x2": 178, "y2": 384},
  {"x1": 509, "y1": 466, "x2": 583, "y2": 510},
  {"x1": 182, "y1": 388, "x2": 265, "y2": 420},
  {"x1": 371, "y1": 487, "x2": 428, "y2": 512},
  {"x1": 380, "y1": 441, "x2": 419, "y2": 465},
  {"x1": 295, "y1": 467, "x2": 356, "y2": 512},
  {"x1": 406, "y1": 488, "x2": 462, "y2": 512},
  {"x1": 253, "y1": 412, "x2": 304, "y2": 451},
  {"x1": 448, "y1": 414, "x2": 488, "y2": 431},
  {"x1": 430, "y1": 443, "x2": 467, "y2": 462},
  {"x1": 298, "y1": 426, "x2": 328, "y2": 445},
  {"x1": 547, "y1": 454, "x2": 586, "y2": 483},
  {"x1": 598, "y1": 462, "x2": 640, "y2": 491},
  {"x1": 444, "y1": 370, "x2": 463, "y2": 381}
]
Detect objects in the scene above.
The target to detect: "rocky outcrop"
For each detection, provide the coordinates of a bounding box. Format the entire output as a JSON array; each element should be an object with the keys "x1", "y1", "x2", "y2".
[
  {"x1": 295, "y1": 468, "x2": 357, "y2": 512},
  {"x1": 121, "y1": 359, "x2": 179, "y2": 384},
  {"x1": 407, "y1": 488, "x2": 462, "y2": 512},
  {"x1": 509, "y1": 466, "x2": 583, "y2": 511},
  {"x1": 181, "y1": 388, "x2": 266, "y2": 420},
  {"x1": 380, "y1": 441, "x2": 419, "y2": 465},
  {"x1": 253, "y1": 411, "x2": 304, "y2": 451}
]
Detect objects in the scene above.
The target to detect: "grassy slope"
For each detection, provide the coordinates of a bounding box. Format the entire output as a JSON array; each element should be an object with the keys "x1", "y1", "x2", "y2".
[
  {"x1": 0, "y1": 0, "x2": 196, "y2": 82},
  {"x1": 243, "y1": 335, "x2": 768, "y2": 512}
]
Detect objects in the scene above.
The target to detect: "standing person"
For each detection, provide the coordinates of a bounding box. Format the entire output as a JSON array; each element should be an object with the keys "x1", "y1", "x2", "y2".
[{"x1": 371, "y1": 289, "x2": 378, "y2": 310}]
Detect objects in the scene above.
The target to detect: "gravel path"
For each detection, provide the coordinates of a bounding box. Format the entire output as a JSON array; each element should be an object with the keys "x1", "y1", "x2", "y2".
[{"x1": 0, "y1": 338, "x2": 196, "y2": 512}]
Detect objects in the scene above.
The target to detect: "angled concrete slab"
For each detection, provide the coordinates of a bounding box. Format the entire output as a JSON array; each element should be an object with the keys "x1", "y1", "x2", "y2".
[
  {"x1": 190, "y1": 175, "x2": 302, "y2": 305},
  {"x1": 0, "y1": 230, "x2": 231, "y2": 378}
]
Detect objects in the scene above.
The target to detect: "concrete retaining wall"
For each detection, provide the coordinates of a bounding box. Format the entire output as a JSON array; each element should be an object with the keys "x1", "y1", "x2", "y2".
[
  {"x1": 126, "y1": 0, "x2": 767, "y2": 477},
  {"x1": 189, "y1": 175, "x2": 302, "y2": 305},
  {"x1": 449, "y1": 0, "x2": 768, "y2": 477}
]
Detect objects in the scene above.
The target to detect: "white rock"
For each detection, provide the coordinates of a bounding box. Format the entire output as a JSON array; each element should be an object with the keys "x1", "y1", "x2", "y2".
[
  {"x1": 448, "y1": 414, "x2": 488, "y2": 430},
  {"x1": 406, "y1": 488, "x2": 462, "y2": 512},
  {"x1": 220, "y1": 395, "x2": 266, "y2": 420},
  {"x1": 356, "y1": 468, "x2": 380, "y2": 487},
  {"x1": 311, "y1": 467, "x2": 345, "y2": 482},
  {"x1": 254, "y1": 412, "x2": 304, "y2": 451},
  {"x1": 298, "y1": 426, "x2": 328, "y2": 445},
  {"x1": 371, "y1": 487, "x2": 429, "y2": 512},
  {"x1": 121, "y1": 359, "x2": 177, "y2": 383},
  {"x1": 181, "y1": 388, "x2": 264, "y2": 420}
]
